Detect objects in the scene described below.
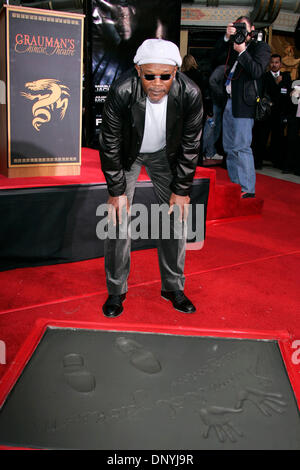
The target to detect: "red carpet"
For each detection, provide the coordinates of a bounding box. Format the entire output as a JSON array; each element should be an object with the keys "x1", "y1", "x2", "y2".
[
  {"x1": 0, "y1": 147, "x2": 212, "y2": 189},
  {"x1": 0, "y1": 164, "x2": 300, "y2": 437}
]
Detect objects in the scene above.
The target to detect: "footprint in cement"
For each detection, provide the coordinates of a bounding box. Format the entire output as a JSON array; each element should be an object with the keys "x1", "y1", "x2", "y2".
[
  {"x1": 115, "y1": 336, "x2": 161, "y2": 374},
  {"x1": 63, "y1": 353, "x2": 96, "y2": 393}
]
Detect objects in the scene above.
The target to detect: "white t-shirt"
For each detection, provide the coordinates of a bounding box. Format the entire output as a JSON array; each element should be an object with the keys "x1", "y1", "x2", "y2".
[{"x1": 140, "y1": 95, "x2": 167, "y2": 153}]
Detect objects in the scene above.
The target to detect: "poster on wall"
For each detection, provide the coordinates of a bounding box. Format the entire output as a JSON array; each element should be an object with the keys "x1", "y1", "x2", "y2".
[
  {"x1": 85, "y1": 0, "x2": 182, "y2": 148},
  {"x1": 7, "y1": 6, "x2": 84, "y2": 168}
]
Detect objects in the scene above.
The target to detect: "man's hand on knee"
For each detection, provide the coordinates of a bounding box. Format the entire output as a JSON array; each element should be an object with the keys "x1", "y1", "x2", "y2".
[
  {"x1": 107, "y1": 195, "x2": 130, "y2": 225},
  {"x1": 168, "y1": 193, "x2": 190, "y2": 221}
]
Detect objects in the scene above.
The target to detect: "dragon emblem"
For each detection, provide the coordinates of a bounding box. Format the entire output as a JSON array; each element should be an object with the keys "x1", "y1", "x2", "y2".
[{"x1": 21, "y1": 79, "x2": 70, "y2": 131}]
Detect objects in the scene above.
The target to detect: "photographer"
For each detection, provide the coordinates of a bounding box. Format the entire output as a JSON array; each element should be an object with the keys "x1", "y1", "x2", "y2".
[{"x1": 214, "y1": 16, "x2": 271, "y2": 198}]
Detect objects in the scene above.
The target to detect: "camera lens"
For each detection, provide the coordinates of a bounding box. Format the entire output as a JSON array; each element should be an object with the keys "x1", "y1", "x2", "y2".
[{"x1": 234, "y1": 32, "x2": 247, "y2": 44}]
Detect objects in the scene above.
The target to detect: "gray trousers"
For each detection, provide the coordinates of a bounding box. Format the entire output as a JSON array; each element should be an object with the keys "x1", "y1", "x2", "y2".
[{"x1": 104, "y1": 149, "x2": 186, "y2": 295}]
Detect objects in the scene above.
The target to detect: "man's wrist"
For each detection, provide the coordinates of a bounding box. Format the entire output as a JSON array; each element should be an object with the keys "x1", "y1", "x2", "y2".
[{"x1": 108, "y1": 189, "x2": 126, "y2": 197}]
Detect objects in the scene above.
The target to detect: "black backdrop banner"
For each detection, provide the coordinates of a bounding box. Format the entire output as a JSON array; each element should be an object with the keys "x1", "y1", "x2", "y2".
[
  {"x1": 7, "y1": 7, "x2": 84, "y2": 166},
  {"x1": 0, "y1": 179, "x2": 209, "y2": 271},
  {"x1": 84, "y1": 0, "x2": 182, "y2": 148}
]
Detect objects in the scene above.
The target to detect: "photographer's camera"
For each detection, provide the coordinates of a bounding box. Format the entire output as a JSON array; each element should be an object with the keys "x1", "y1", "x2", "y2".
[
  {"x1": 230, "y1": 23, "x2": 261, "y2": 44},
  {"x1": 231, "y1": 22, "x2": 248, "y2": 44}
]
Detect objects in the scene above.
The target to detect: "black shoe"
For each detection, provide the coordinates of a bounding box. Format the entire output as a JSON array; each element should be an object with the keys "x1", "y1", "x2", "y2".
[
  {"x1": 161, "y1": 290, "x2": 196, "y2": 313},
  {"x1": 282, "y1": 169, "x2": 292, "y2": 174},
  {"x1": 241, "y1": 192, "x2": 255, "y2": 199},
  {"x1": 103, "y1": 294, "x2": 126, "y2": 318}
]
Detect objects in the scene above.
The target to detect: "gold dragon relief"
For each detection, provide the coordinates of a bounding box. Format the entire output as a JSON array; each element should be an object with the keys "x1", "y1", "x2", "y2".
[{"x1": 20, "y1": 78, "x2": 70, "y2": 131}]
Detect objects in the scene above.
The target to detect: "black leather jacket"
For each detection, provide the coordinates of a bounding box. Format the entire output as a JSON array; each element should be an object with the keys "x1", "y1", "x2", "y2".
[{"x1": 99, "y1": 68, "x2": 203, "y2": 197}]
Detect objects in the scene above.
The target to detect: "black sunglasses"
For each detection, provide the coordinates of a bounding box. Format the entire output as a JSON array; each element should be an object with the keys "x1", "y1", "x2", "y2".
[{"x1": 142, "y1": 73, "x2": 173, "y2": 81}]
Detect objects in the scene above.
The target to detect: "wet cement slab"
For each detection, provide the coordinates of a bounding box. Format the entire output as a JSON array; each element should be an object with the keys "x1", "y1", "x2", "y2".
[{"x1": 0, "y1": 327, "x2": 299, "y2": 449}]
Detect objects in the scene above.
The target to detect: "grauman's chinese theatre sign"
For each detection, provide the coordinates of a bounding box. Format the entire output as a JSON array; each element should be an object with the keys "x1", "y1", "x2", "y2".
[{"x1": 0, "y1": 5, "x2": 84, "y2": 177}]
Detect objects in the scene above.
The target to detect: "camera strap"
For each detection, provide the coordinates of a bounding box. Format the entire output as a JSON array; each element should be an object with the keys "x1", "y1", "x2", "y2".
[
  {"x1": 253, "y1": 80, "x2": 260, "y2": 102},
  {"x1": 224, "y1": 46, "x2": 242, "y2": 84},
  {"x1": 224, "y1": 69, "x2": 234, "y2": 86}
]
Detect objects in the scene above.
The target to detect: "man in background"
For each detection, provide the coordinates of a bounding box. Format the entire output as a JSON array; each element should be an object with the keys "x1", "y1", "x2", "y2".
[{"x1": 262, "y1": 54, "x2": 293, "y2": 172}]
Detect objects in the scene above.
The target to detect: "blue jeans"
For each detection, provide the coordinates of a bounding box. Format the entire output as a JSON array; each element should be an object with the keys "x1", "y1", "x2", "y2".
[
  {"x1": 202, "y1": 104, "x2": 222, "y2": 158},
  {"x1": 222, "y1": 99, "x2": 256, "y2": 194}
]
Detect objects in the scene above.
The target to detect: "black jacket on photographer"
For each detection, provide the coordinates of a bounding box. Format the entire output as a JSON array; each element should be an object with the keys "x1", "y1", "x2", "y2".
[
  {"x1": 99, "y1": 68, "x2": 203, "y2": 197},
  {"x1": 214, "y1": 35, "x2": 271, "y2": 118}
]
